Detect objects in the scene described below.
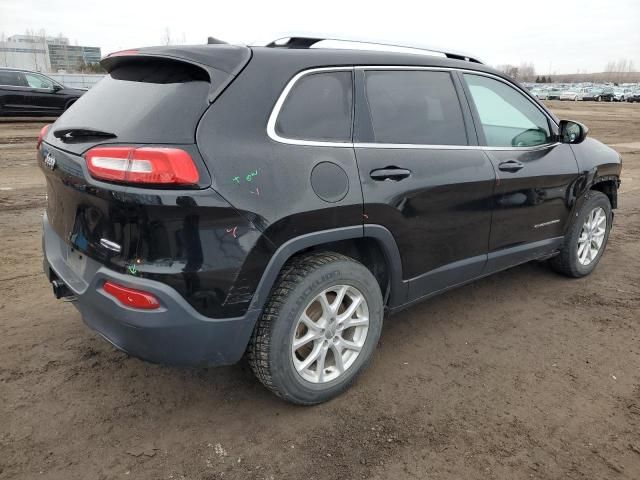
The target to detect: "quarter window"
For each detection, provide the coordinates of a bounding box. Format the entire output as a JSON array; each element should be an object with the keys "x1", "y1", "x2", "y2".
[
  {"x1": 275, "y1": 71, "x2": 353, "y2": 142},
  {"x1": 464, "y1": 74, "x2": 552, "y2": 147},
  {"x1": 363, "y1": 70, "x2": 468, "y2": 145}
]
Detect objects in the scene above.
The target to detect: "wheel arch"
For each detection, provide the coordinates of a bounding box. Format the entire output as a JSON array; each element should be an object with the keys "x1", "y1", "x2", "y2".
[
  {"x1": 247, "y1": 225, "x2": 405, "y2": 314},
  {"x1": 590, "y1": 175, "x2": 619, "y2": 209}
]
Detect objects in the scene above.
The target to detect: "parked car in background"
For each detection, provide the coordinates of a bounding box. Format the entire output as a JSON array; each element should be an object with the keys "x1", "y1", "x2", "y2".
[
  {"x1": 583, "y1": 87, "x2": 615, "y2": 102},
  {"x1": 627, "y1": 90, "x2": 640, "y2": 103},
  {"x1": 0, "y1": 68, "x2": 86, "y2": 116},
  {"x1": 546, "y1": 88, "x2": 562, "y2": 100},
  {"x1": 613, "y1": 88, "x2": 633, "y2": 102},
  {"x1": 532, "y1": 89, "x2": 548, "y2": 100},
  {"x1": 560, "y1": 89, "x2": 585, "y2": 101}
]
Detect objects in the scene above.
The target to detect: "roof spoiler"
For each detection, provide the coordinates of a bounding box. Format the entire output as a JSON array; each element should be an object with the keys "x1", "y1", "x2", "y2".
[
  {"x1": 258, "y1": 35, "x2": 483, "y2": 64},
  {"x1": 100, "y1": 44, "x2": 251, "y2": 102}
]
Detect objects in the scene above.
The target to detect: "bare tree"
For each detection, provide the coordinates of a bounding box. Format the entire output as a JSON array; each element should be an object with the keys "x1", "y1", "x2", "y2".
[
  {"x1": 603, "y1": 58, "x2": 637, "y2": 82},
  {"x1": 37, "y1": 29, "x2": 48, "y2": 71},
  {"x1": 496, "y1": 64, "x2": 521, "y2": 80},
  {"x1": 25, "y1": 29, "x2": 40, "y2": 70},
  {"x1": 518, "y1": 62, "x2": 536, "y2": 82},
  {"x1": 162, "y1": 27, "x2": 172, "y2": 45},
  {"x1": 0, "y1": 32, "x2": 8, "y2": 67},
  {"x1": 53, "y1": 33, "x2": 70, "y2": 72}
]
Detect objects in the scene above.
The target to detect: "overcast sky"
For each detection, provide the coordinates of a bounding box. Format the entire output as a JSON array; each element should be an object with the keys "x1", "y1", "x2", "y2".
[{"x1": 1, "y1": 0, "x2": 639, "y2": 73}]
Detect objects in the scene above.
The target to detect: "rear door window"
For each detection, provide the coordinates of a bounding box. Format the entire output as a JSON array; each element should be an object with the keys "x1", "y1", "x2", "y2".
[
  {"x1": 275, "y1": 71, "x2": 353, "y2": 142},
  {"x1": 0, "y1": 71, "x2": 26, "y2": 87},
  {"x1": 363, "y1": 70, "x2": 468, "y2": 145}
]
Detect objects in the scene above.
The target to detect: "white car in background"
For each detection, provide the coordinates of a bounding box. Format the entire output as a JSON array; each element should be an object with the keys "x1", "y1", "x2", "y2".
[
  {"x1": 614, "y1": 88, "x2": 633, "y2": 102},
  {"x1": 533, "y1": 89, "x2": 549, "y2": 100},
  {"x1": 560, "y1": 87, "x2": 588, "y2": 101}
]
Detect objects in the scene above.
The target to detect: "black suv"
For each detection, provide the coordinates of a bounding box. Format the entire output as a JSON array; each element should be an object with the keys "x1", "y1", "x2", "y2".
[
  {"x1": 0, "y1": 68, "x2": 86, "y2": 116},
  {"x1": 39, "y1": 37, "x2": 622, "y2": 404}
]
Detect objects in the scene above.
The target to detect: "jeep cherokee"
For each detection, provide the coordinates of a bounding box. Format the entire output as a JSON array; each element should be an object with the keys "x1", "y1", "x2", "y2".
[{"x1": 39, "y1": 36, "x2": 622, "y2": 405}]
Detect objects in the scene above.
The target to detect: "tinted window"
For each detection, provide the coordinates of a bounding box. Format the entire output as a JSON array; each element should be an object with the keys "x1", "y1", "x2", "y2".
[
  {"x1": 25, "y1": 73, "x2": 54, "y2": 89},
  {"x1": 464, "y1": 74, "x2": 552, "y2": 147},
  {"x1": 52, "y1": 60, "x2": 210, "y2": 144},
  {"x1": 0, "y1": 71, "x2": 25, "y2": 87},
  {"x1": 275, "y1": 71, "x2": 353, "y2": 142},
  {"x1": 364, "y1": 70, "x2": 467, "y2": 145}
]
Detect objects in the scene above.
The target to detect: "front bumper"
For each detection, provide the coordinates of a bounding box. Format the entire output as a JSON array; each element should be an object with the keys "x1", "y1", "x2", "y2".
[{"x1": 42, "y1": 214, "x2": 260, "y2": 367}]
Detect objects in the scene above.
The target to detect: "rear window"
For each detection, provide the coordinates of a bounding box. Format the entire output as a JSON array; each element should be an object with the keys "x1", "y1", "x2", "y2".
[
  {"x1": 275, "y1": 71, "x2": 353, "y2": 142},
  {"x1": 364, "y1": 70, "x2": 468, "y2": 145},
  {"x1": 0, "y1": 71, "x2": 25, "y2": 87},
  {"x1": 53, "y1": 60, "x2": 210, "y2": 145}
]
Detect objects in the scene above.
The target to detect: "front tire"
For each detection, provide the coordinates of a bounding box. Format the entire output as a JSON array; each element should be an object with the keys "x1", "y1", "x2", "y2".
[
  {"x1": 550, "y1": 191, "x2": 612, "y2": 277},
  {"x1": 248, "y1": 252, "x2": 384, "y2": 405}
]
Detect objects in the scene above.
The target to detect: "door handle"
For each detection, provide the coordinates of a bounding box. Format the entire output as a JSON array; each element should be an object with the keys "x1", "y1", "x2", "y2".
[
  {"x1": 370, "y1": 167, "x2": 411, "y2": 181},
  {"x1": 498, "y1": 160, "x2": 524, "y2": 172}
]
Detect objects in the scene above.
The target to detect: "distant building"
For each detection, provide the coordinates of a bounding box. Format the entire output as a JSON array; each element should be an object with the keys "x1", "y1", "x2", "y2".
[
  {"x1": 0, "y1": 35, "x2": 50, "y2": 71},
  {"x1": 0, "y1": 34, "x2": 101, "y2": 72},
  {"x1": 48, "y1": 44, "x2": 102, "y2": 72}
]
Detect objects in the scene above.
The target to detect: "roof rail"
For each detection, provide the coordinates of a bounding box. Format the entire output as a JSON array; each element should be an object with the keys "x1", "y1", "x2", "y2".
[{"x1": 259, "y1": 35, "x2": 483, "y2": 64}]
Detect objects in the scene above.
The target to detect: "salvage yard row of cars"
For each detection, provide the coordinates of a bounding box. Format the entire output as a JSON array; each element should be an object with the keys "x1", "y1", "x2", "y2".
[{"x1": 529, "y1": 83, "x2": 640, "y2": 102}]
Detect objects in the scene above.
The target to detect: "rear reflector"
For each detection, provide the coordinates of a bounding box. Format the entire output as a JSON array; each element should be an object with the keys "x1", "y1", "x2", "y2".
[
  {"x1": 37, "y1": 124, "x2": 51, "y2": 150},
  {"x1": 103, "y1": 281, "x2": 161, "y2": 310},
  {"x1": 85, "y1": 146, "x2": 199, "y2": 185}
]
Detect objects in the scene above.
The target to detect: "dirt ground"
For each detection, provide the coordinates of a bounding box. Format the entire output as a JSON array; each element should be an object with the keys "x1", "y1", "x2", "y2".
[{"x1": 1, "y1": 101, "x2": 639, "y2": 480}]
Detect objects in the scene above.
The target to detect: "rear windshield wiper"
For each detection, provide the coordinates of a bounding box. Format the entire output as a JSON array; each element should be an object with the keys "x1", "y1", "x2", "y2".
[{"x1": 53, "y1": 127, "x2": 117, "y2": 141}]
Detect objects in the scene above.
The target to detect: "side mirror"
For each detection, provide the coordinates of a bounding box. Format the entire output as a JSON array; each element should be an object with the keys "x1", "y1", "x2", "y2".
[
  {"x1": 558, "y1": 120, "x2": 588, "y2": 144},
  {"x1": 51, "y1": 84, "x2": 63, "y2": 92}
]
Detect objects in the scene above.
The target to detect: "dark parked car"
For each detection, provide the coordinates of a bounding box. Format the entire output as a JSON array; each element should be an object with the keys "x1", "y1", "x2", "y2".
[
  {"x1": 583, "y1": 87, "x2": 615, "y2": 102},
  {"x1": 39, "y1": 37, "x2": 622, "y2": 405},
  {"x1": 0, "y1": 68, "x2": 86, "y2": 116},
  {"x1": 627, "y1": 90, "x2": 640, "y2": 102}
]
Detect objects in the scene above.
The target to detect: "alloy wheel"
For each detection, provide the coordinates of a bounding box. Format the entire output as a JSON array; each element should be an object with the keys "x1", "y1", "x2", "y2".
[
  {"x1": 291, "y1": 285, "x2": 369, "y2": 383},
  {"x1": 577, "y1": 207, "x2": 607, "y2": 266}
]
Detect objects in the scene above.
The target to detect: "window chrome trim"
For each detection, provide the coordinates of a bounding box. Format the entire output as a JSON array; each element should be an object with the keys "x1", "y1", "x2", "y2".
[
  {"x1": 354, "y1": 142, "x2": 561, "y2": 151},
  {"x1": 266, "y1": 66, "x2": 355, "y2": 147},
  {"x1": 267, "y1": 65, "x2": 559, "y2": 151}
]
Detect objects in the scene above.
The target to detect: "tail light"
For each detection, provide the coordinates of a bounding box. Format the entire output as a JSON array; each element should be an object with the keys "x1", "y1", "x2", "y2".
[
  {"x1": 85, "y1": 146, "x2": 199, "y2": 185},
  {"x1": 37, "y1": 124, "x2": 51, "y2": 150},
  {"x1": 103, "y1": 281, "x2": 160, "y2": 310}
]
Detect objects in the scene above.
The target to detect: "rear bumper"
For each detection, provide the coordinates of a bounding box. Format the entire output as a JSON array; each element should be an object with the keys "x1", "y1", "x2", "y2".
[{"x1": 42, "y1": 214, "x2": 260, "y2": 367}]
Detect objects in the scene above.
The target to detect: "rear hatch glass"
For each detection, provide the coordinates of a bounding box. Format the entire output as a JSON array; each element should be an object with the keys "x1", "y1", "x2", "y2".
[{"x1": 47, "y1": 59, "x2": 211, "y2": 154}]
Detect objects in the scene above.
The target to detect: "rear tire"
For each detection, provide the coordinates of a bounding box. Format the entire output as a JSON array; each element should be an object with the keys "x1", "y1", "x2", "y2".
[
  {"x1": 550, "y1": 191, "x2": 612, "y2": 278},
  {"x1": 248, "y1": 252, "x2": 384, "y2": 405}
]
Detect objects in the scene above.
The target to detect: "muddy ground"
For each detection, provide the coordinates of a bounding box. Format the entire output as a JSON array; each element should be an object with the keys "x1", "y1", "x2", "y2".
[{"x1": 1, "y1": 101, "x2": 639, "y2": 480}]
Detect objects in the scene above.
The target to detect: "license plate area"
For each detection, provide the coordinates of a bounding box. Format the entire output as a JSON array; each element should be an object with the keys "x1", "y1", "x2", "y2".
[{"x1": 66, "y1": 247, "x2": 87, "y2": 277}]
